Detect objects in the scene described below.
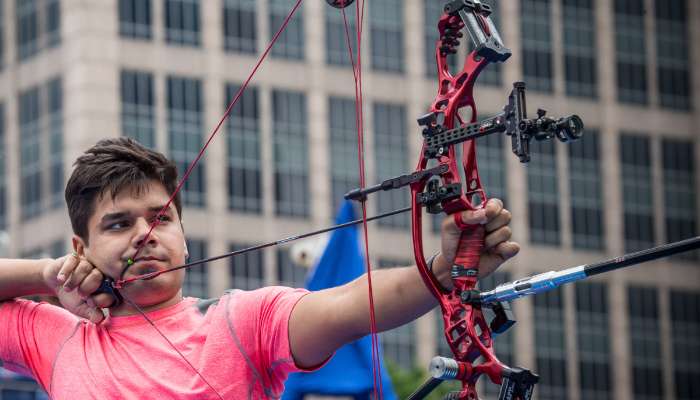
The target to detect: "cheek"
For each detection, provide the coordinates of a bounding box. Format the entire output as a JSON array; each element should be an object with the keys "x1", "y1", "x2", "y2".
[{"x1": 87, "y1": 238, "x2": 129, "y2": 267}]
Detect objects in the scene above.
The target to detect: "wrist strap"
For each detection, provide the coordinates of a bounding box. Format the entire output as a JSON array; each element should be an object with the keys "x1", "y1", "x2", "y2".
[{"x1": 427, "y1": 252, "x2": 440, "y2": 275}]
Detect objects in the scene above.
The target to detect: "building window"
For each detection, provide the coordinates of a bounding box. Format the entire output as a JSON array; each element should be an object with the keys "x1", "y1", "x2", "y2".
[
  {"x1": 16, "y1": 0, "x2": 39, "y2": 60},
  {"x1": 370, "y1": 0, "x2": 404, "y2": 73},
  {"x1": 183, "y1": 239, "x2": 208, "y2": 298},
  {"x1": 382, "y1": 321, "x2": 415, "y2": 368},
  {"x1": 521, "y1": 0, "x2": 553, "y2": 92},
  {"x1": 670, "y1": 290, "x2": 700, "y2": 400},
  {"x1": 229, "y1": 243, "x2": 264, "y2": 290},
  {"x1": 119, "y1": 0, "x2": 152, "y2": 40},
  {"x1": 276, "y1": 248, "x2": 306, "y2": 287},
  {"x1": 226, "y1": 84, "x2": 261, "y2": 213},
  {"x1": 628, "y1": 287, "x2": 663, "y2": 400},
  {"x1": 269, "y1": 0, "x2": 304, "y2": 60},
  {"x1": 576, "y1": 282, "x2": 612, "y2": 400},
  {"x1": 0, "y1": 372, "x2": 47, "y2": 398},
  {"x1": 527, "y1": 140, "x2": 560, "y2": 245},
  {"x1": 534, "y1": 290, "x2": 568, "y2": 400},
  {"x1": 46, "y1": 78, "x2": 63, "y2": 209},
  {"x1": 424, "y1": 0, "x2": 454, "y2": 78},
  {"x1": 18, "y1": 78, "x2": 62, "y2": 220},
  {"x1": 15, "y1": 0, "x2": 60, "y2": 61},
  {"x1": 377, "y1": 258, "x2": 415, "y2": 368},
  {"x1": 325, "y1": 4, "x2": 356, "y2": 66},
  {"x1": 45, "y1": 0, "x2": 60, "y2": 48},
  {"x1": 569, "y1": 130, "x2": 604, "y2": 250},
  {"x1": 374, "y1": 102, "x2": 409, "y2": 229},
  {"x1": 614, "y1": 0, "x2": 648, "y2": 104},
  {"x1": 620, "y1": 134, "x2": 655, "y2": 252},
  {"x1": 19, "y1": 86, "x2": 42, "y2": 220},
  {"x1": 329, "y1": 97, "x2": 359, "y2": 210},
  {"x1": 0, "y1": 103, "x2": 6, "y2": 230},
  {"x1": 164, "y1": 0, "x2": 200, "y2": 46},
  {"x1": 167, "y1": 76, "x2": 206, "y2": 207},
  {"x1": 477, "y1": 133, "x2": 507, "y2": 207},
  {"x1": 223, "y1": 0, "x2": 256, "y2": 54},
  {"x1": 563, "y1": 0, "x2": 597, "y2": 98},
  {"x1": 662, "y1": 138, "x2": 697, "y2": 261},
  {"x1": 0, "y1": 2, "x2": 5, "y2": 69},
  {"x1": 272, "y1": 90, "x2": 309, "y2": 217},
  {"x1": 479, "y1": 271, "x2": 515, "y2": 398},
  {"x1": 120, "y1": 70, "x2": 155, "y2": 148},
  {"x1": 655, "y1": 0, "x2": 690, "y2": 110}
]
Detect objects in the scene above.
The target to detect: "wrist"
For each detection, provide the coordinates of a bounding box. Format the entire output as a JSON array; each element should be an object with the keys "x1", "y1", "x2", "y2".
[
  {"x1": 430, "y1": 253, "x2": 454, "y2": 291},
  {"x1": 40, "y1": 257, "x2": 63, "y2": 294}
]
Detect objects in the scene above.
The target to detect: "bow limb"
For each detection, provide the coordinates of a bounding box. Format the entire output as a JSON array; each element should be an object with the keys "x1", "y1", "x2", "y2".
[{"x1": 409, "y1": 3, "x2": 515, "y2": 399}]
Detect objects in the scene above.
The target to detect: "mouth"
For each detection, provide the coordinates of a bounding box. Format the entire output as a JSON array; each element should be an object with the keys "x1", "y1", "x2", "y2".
[{"x1": 128, "y1": 257, "x2": 168, "y2": 278}]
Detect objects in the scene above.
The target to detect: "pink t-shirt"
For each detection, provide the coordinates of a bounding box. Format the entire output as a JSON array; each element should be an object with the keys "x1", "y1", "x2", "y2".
[{"x1": 0, "y1": 287, "x2": 311, "y2": 399}]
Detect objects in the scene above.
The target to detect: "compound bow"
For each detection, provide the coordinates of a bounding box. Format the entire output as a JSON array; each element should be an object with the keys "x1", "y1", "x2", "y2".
[{"x1": 344, "y1": 1, "x2": 581, "y2": 399}]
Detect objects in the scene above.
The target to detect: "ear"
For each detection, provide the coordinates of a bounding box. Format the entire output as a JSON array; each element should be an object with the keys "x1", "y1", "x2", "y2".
[
  {"x1": 183, "y1": 239, "x2": 189, "y2": 260},
  {"x1": 72, "y1": 235, "x2": 87, "y2": 257}
]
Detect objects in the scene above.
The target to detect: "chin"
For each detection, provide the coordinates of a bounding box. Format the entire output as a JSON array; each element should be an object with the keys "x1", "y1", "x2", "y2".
[{"x1": 123, "y1": 273, "x2": 183, "y2": 305}]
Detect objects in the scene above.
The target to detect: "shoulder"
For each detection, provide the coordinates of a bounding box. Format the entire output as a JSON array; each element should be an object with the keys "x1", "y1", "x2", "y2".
[
  {"x1": 185, "y1": 287, "x2": 310, "y2": 321},
  {"x1": 225, "y1": 286, "x2": 309, "y2": 310}
]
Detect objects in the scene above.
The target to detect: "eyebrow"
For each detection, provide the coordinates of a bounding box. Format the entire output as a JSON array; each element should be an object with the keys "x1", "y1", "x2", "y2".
[
  {"x1": 100, "y1": 205, "x2": 172, "y2": 223},
  {"x1": 100, "y1": 211, "x2": 130, "y2": 224},
  {"x1": 148, "y1": 205, "x2": 173, "y2": 214}
]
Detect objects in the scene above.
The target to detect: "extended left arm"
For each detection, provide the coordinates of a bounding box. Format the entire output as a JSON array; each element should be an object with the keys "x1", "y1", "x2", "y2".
[{"x1": 289, "y1": 199, "x2": 519, "y2": 368}]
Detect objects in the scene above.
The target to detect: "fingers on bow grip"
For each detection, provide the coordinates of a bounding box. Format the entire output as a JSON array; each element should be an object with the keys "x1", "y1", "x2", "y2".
[{"x1": 453, "y1": 212, "x2": 484, "y2": 269}]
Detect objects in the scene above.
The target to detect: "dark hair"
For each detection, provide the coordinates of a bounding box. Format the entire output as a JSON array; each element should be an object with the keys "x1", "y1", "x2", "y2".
[{"x1": 65, "y1": 137, "x2": 182, "y2": 243}]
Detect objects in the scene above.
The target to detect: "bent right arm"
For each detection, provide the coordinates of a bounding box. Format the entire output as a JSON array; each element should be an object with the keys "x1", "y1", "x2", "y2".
[
  {"x1": 0, "y1": 258, "x2": 53, "y2": 301},
  {"x1": 1, "y1": 256, "x2": 111, "y2": 323}
]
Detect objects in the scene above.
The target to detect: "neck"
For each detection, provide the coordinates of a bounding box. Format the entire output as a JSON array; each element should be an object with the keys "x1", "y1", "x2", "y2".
[{"x1": 109, "y1": 290, "x2": 183, "y2": 317}]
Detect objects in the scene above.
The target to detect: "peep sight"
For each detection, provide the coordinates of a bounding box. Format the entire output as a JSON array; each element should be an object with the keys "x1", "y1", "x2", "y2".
[{"x1": 325, "y1": 0, "x2": 355, "y2": 9}]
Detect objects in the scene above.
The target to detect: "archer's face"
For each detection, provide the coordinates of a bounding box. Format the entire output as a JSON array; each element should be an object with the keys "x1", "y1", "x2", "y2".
[{"x1": 74, "y1": 180, "x2": 186, "y2": 308}]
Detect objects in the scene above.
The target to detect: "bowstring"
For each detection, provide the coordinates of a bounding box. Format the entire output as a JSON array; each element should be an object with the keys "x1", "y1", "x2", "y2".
[
  {"x1": 118, "y1": 292, "x2": 225, "y2": 400},
  {"x1": 114, "y1": 1, "x2": 305, "y2": 398},
  {"x1": 340, "y1": 2, "x2": 384, "y2": 399}
]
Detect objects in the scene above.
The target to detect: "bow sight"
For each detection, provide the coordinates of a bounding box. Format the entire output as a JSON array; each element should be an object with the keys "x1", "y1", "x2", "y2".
[{"x1": 347, "y1": 82, "x2": 584, "y2": 210}]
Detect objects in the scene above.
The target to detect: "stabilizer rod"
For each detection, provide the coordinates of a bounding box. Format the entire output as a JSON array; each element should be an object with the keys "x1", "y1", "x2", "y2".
[{"x1": 481, "y1": 236, "x2": 700, "y2": 305}]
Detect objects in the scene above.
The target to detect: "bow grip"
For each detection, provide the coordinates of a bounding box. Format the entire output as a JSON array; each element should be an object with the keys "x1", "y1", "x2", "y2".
[{"x1": 452, "y1": 212, "x2": 484, "y2": 279}]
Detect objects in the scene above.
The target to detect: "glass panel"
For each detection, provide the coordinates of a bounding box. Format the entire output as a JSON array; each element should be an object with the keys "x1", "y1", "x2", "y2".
[
  {"x1": 226, "y1": 84, "x2": 262, "y2": 213},
  {"x1": 119, "y1": 0, "x2": 152, "y2": 39},
  {"x1": 167, "y1": 76, "x2": 206, "y2": 207},
  {"x1": 272, "y1": 90, "x2": 309, "y2": 217}
]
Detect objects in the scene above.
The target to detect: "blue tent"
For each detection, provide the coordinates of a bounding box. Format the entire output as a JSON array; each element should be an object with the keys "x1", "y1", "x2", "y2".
[{"x1": 282, "y1": 201, "x2": 397, "y2": 400}]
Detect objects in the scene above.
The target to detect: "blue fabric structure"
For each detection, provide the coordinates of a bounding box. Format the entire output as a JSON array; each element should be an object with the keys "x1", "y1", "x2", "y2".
[{"x1": 282, "y1": 201, "x2": 397, "y2": 400}]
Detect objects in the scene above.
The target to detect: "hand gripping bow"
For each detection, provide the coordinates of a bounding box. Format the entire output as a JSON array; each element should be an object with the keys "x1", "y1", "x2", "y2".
[{"x1": 346, "y1": 1, "x2": 583, "y2": 399}]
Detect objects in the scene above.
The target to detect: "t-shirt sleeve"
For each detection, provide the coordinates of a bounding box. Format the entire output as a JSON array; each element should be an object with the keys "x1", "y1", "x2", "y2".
[
  {"x1": 224, "y1": 287, "x2": 312, "y2": 379},
  {"x1": 0, "y1": 299, "x2": 80, "y2": 389}
]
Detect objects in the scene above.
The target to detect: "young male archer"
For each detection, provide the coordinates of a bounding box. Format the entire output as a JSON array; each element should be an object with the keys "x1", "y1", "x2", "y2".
[{"x1": 0, "y1": 137, "x2": 518, "y2": 399}]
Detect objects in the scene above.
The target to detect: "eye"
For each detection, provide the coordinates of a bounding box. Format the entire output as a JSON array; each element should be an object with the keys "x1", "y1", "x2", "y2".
[
  {"x1": 152, "y1": 214, "x2": 171, "y2": 224},
  {"x1": 106, "y1": 220, "x2": 129, "y2": 230}
]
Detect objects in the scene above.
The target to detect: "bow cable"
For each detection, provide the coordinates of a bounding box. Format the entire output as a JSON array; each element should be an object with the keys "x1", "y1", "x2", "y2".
[{"x1": 339, "y1": 2, "x2": 384, "y2": 398}]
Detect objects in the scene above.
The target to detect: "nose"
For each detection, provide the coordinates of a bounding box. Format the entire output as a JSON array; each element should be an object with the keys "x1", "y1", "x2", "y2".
[{"x1": 132, "y1": 217, "x2": 159, "y2": 249}]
